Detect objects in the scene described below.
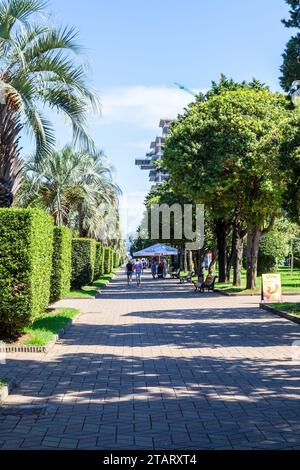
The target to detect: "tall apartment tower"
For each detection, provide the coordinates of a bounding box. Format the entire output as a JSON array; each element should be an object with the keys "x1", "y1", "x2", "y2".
[{"x1": 135, "y1": 119, "x2": 173, "y2": 186}]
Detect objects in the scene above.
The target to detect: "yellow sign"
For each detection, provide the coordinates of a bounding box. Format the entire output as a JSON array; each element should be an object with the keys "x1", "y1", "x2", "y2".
[{"x1": 261, "y1": 273, "x2": 282, "y2": 302}]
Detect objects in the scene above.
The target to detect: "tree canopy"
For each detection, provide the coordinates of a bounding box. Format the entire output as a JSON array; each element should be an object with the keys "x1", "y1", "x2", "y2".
[{"x1": 280, "y1": 1, "x2": 300, "y2": 90}]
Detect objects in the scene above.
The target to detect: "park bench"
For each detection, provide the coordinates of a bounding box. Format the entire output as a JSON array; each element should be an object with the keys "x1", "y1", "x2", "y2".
[
  {"x1": 180, "y1": 271, "x2": 194, "y2": 284},
  {"x1": 169, "y1": 268, "x2": 180, "y2": 279},
  {"x1": 192, "y1": 275, "x2": 218, "y2": 292}
]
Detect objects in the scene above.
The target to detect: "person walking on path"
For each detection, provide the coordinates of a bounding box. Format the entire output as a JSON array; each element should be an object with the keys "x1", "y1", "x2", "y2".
[
  {"x1": 125, "y1": 259, "x2": 133, "y2": 285},
  {"x1": 151, "y1": 258, "x2": 157, "y2": 279},
  {"x1": 134, "y1": 258, "x2": 143, "y2": 286}
]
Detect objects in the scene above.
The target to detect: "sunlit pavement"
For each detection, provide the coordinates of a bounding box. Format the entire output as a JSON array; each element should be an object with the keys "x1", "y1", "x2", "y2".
[{"x1": 1, "y1": 271, "x2": 300, "y2": 449}]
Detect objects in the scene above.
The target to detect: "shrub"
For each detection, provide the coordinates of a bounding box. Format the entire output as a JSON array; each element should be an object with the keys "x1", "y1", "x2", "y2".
[
  {"x1": 94, "y1": 242, "x2": 103, "y2": 280},
  {"x1": 50, "y1": 226, "x2": 72, "y2": 303},
  {"x1": 71, "y1": 238, "x2": 96, "y2": 288},
  {"x1": 104, "y1": 247, "x2": 111, "y2": 274},
  {"x1": 0, "y1": 209, "x2": 53, "y2": 337},
  {"x1": 100, "y1": 245, "x2": 105, "y2": 276},
  {"x1": 110, "y1": 249, "x2": 114, "y2": 272},
  {"x1": 113, "y1": 251, "x2": 119, "y2": 268}
]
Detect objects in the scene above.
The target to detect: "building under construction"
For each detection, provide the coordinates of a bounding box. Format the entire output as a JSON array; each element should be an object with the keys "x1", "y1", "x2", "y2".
[{"x1": 135, "y1": 119, "x2": 173, "y2": 186}]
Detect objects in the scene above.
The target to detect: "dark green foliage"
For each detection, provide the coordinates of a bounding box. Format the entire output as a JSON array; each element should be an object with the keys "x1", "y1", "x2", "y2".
[
  {"x1": 110, "y1": 249, "x2": 114, "y2": 272},
  {"x1": 100, "y1": 245, "x2": 105, "y2": 276},
  {"x1": 257, "y1": 254, "x2": 277, "y2": 276},
  {"x1": 282, "y1": 1, "x2": 300, "y2": 28},
  {"x1": 50, "y1": 226, "x2": 72, "y2": 303},
  {"x1": 104, "y1": 247, "x2": 111, "y2": 274},
  {"x1": 280, "y1": 2, "x2": 300, "y2": 91},
  {"x1": 71, "y1": 238, "x2": 96, "y2": 288},
  {"x1": 113, "y1": 251, "x2": 119, "y2": 268},
  {"x1": 94, "y1": 242, "x2": 103, "y2": 280},
  {"x1": 280, "y1": 35, "x2": 300, "y2": 91},
  {"x1": 0, "y1": 209, "x2": 53, "y2": 337}
]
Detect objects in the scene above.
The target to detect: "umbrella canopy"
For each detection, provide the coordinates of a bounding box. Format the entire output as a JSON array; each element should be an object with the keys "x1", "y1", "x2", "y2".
[{"x1": 133, "y1": 243, "x2": 178, "y2": 257}]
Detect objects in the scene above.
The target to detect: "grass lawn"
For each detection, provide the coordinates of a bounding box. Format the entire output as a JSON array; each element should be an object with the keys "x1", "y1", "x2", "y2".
[
  {"x1": 266, "y1": 302, "x2": 300, "y2": 317},
  {"x1": 216, "y1": 266, "x2": 300, "y2": 294},
  {"x1": 66, "y1": 273, "x2": 115, "y2": 298},
  {"x1": 23, "y1": 307, "x2": 79, "y2": 346}
]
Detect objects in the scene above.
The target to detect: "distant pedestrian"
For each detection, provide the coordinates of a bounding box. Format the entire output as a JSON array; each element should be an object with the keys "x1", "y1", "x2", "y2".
[
  {"x1": 151, "y1": 259, "x2": 157, "y2": 279},
  {"x1": 134, "y1": 258, "x2": 143, "y2": 286},
  {"x1": 126, "y1": 260, "x2": 133, "y2": 285},
  {"x1": 162, "y1": 258, "x2": 168, "y2": 278}
]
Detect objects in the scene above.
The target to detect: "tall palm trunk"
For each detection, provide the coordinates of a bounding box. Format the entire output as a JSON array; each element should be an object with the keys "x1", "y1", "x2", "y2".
[
  {"x1": 0, "y1": 104, "x2": 23, "y2": 207},
  {"x1": 78, "y1": 202, "x2": 88, "y2": 237}
]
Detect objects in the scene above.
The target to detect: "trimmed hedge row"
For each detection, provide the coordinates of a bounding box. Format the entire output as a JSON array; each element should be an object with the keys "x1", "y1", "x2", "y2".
[
  {"x1": 94, "y1": 242, "x2": 103, "y2": 280},
  {"x1": 0, "y1": 209, "x2": 53, "y2": 336},
  {"x1": 50, "y1": 226, "x2": 72, "y2": 303},
  {"x1": 0, "y1": 208, "x2": 124, "y2": 337},
  {"x1": 71, "y1": 238, "x2": 96, "y2": 288}
]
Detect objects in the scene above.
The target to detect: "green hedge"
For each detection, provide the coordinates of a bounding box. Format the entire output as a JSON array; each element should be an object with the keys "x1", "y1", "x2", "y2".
[
  {"x1": 94, "y1": 242, "x2": 104, "y2": 280},
  {"x1": 104, "y1": 247, "x2": 111, "y2": 274},
  {"x1": 71, "y1": 238, "x2": 96, "y2": 288},
  {"x1": 110, "y1": 249, "x2": 114, "y2": 272},
  {"x1": 50, "y1": 226, "x2": 72, "y2": 303},
  {"x1": 0, "y1": 209, "x2": 53, "y2": 337}
]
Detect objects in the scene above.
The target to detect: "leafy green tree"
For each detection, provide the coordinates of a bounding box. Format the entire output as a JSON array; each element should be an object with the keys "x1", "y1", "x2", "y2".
[
  {"x1": 144, "y1": 179, "x2": 213, "y2": 273},
  {"x1": 280, "y1": 1, "x2": 300, "y2": 90},
  {"x1": 0, "y1": 0, "x2": 99, "y2": 207},
  {"x1": 282, "y1": 0, "x2": 300, "y2": 28},
  {"x1": 163, "y1": 85, "x2": 292, "y2": 289},
  {"x1": 279, "y1": 111, "x2": 300, "y2": 221},
  {"x1": 258, "y1": 218, "x2": 299, "y2": 274}
]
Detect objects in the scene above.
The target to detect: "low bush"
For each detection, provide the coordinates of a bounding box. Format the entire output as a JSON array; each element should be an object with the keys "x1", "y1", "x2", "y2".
[
  {"x1": 0, "y1": 209, "x2": 53, "y2": 338},
  {"x1": 71, "y1": 238, "x2": 96, "y2": 288},
  {"x1": 50, "y1": 226, "x2": 72, "y2": 303},
  {"x1": 104, "y1": 247, "x2": 111, "y2": 274},
  {"x1": 94, "y1": 242, "x2": 104, "y2": 280}
]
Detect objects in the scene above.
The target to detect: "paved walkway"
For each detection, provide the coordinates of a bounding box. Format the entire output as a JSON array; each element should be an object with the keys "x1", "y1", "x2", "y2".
[{"x1": 1, "y1": 271, "x2": 300, "y2": 449}]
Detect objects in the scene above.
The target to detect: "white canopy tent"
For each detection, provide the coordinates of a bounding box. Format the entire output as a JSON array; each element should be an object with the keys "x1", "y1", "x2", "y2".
[{"x1": 133, "y1": 243, "x2": 178, "y2": 259}]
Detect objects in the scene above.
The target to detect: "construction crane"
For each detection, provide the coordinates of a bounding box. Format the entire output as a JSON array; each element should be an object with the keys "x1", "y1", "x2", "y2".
[{"x1": 174, "y1": 82, "x2": 197, "y2": 97}]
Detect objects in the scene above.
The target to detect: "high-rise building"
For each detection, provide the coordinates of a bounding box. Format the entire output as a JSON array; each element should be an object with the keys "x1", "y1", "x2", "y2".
[{"x1": 135, "y1": 119, "x2": 173, "y2": 185}]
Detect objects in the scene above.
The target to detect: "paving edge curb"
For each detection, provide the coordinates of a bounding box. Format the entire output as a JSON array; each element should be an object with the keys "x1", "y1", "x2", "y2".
[
  {"x1": 260, "y1": 303, "x2": 300, "y2": 325},
  {"x1": 215, "y1": 289, "x2": 300, "y2": 297},
  {"x1": 3, "y1": 313, "x2": 81, "y2": 354},
  {"x1": 0, "y1": 377, "x2": 17, "y2": 404},
  {"x1": 214, "y1": 288, "x2": 259, "y2": 297}
]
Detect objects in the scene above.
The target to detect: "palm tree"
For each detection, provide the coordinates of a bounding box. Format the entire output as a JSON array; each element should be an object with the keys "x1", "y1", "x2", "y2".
[
  {"x1": 17, "y1": 145, "x2": 121, "y2": 238},
  {"x1": 0, "y1": 0, "x2": 99, "y2": 207}
]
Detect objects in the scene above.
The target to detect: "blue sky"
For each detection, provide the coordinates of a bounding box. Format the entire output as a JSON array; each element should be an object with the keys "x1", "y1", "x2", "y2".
[{"x1": 26, "y1": 0, "x2": 293, "y2": 233}]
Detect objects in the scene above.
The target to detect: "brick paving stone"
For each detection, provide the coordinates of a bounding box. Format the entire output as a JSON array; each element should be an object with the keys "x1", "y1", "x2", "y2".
[{"x1": 1, "y1": 271, "x2": 300, "y2": 449}]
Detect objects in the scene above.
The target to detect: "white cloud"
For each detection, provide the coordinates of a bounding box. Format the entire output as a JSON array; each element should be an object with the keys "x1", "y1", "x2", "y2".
[{"x1": 96, "y1": 85, "x2": 200, "y2": 129}]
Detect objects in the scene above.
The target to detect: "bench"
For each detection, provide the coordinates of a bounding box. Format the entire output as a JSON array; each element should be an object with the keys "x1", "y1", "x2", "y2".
[
  {"x1": 180, "y1": 271, "x2": 194, "y2": 284},
  {"x1": 192, "y1": 275, "x2": 218, "y2": 292},
  {"x1": 169, "y1": 268, "x2": 180, "y2": 279}
]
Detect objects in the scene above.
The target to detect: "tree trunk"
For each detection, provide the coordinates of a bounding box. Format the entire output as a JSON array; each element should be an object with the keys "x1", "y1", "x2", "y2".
[
  {"x1": 233, "y1": 234, "x2": 244, "y2": 287},
  {"x1": 188, "y1": 250, "x2": 193, "y2": 272},
  {"x1": 208, "y1": 247, "x2": 218, "y2": 274},
  {"x1": 0, "y1": 104, "x2": 23, "y2": 207},
  {"x1": 183, "y1": 248, "x2": 188, "y2": 272},
  {"x1": 215, "y1": 219, "x2": 228, "y2": 283},
  {"x1": 246, "y1": 227, "x2": 262, "y2": 290}
]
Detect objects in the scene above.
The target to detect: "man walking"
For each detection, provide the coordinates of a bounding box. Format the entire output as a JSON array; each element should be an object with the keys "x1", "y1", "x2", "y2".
[
  {"x1": 134, "y1": 258, "x2": 143, "y2": 287},
  {"x1": 125, "y1": 259, "x2": 133, "y2": 285}
]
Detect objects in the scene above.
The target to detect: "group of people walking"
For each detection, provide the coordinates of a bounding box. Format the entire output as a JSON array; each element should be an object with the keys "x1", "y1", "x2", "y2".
[
  {"x1": 125, "y1": 258, "x2": 146, "y2": 286},
  {"x1": 125, "y1": 257, "x2": 168, "y2": 286},
  {"x1": 150, "y1": 258, "x2": 168, "y2": 279}
]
